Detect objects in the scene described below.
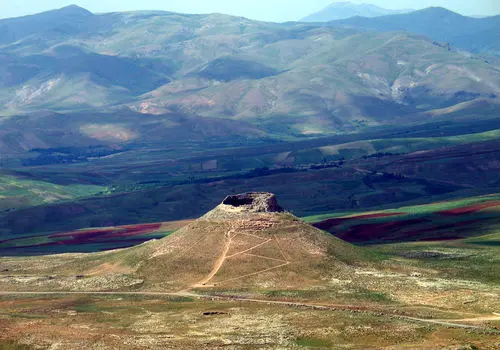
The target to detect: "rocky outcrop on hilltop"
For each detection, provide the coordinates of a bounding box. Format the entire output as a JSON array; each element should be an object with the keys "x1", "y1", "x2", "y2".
[{"x1": 202, "y1": 192, "x2": 284, "y2": 221}]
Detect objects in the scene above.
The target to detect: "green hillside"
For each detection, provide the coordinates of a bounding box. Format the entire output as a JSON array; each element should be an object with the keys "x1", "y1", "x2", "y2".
[
  {"x1": 0, "y1": 173, "x2": 105, "y2": 211},
  {"x1": 0, "y1": 6, "x2": 499, "y2": 136}
]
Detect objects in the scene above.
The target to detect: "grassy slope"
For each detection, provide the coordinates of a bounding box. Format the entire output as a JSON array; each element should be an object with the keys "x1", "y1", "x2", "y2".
[
  {"x1": 254, "y1": 128, "x2": 500, "y2": 167},
  {"x1": 1, "y1": 133, "x2": 499, "y2": 240},
  {"x1": 316, "y1": 129, "x2": 500, "y2": 158},
  {"x1": 0, "y1": 135, "x2": 496, "y2": 235},
  {"x1": 0, "y1": 164, "x2": 467, "y2": 237},
  {"x1": 304, "y1": 193, "x2": 500, "y2": 222},
  {"x1": 0, "y1": 174, "x2": 105, "y2": 211},
  {"x1": 376, "y1": 231, "x2": 500, "y2": 284}
]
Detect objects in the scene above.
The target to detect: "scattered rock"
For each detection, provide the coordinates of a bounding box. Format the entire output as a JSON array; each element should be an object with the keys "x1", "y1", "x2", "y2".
[
  {"x1": 222, "y1": 192, "x2": 283, "y2": 213},
  {"x1": 203, "y1": 311, "x2": 228, "y2": 316},
  {"x1": 202, "y1": 192, "x2": 285, "y2": 221},
  {"x1": 400, "y1": 250, "x2": 469, "y2": 259}
]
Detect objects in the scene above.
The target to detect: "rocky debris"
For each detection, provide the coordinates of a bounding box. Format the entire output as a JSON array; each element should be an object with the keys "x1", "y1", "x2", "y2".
[
  {"x1": 202, "y1": 192, "x2": 284, "y2": 221},
  {"x1": 222, "y1": 192, "x2": 283, "y2": 213},
  {"x1": 0, "y1": 274, "x2": 143, "y2": 291},
  {"x1": 203, "y1": 311, "x2": 228, "y2": 316},
  {"x1": 400, "y1": 250, "x2": 472, "y2": 259},
  {"x1": 235, "y1": 218, "x2": 281, "y2": 230}
]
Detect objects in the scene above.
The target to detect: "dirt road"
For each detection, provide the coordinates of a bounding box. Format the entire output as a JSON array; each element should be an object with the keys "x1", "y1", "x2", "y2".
[{"x1": 0, "y1": 290, "x2": 498, "y2": 333}]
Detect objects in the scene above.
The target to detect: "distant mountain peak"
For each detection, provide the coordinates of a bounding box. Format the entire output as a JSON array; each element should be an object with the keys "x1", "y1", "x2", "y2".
[
  {"x1": 326, "y1": 1, "x2": 357, "y2": 7},
  {"x1": 55, "y1": 4, "x2": 93, "y2": 16},
  {"x1": 326, "y1": 2, "x2": 381, "y2": 9},
  {"x1": 416, "y1": 6, "x2": 463, "y2": 17},
  {"x1": 301, "y1": 2, "x2": 414, "y2": 22}
]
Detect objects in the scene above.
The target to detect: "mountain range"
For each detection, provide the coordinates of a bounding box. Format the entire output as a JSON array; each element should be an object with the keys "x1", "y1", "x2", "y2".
[
  {"x1": 301, "y1": 1, "x2": 413, "y2": 22},
  {"x1": 329, "y1": 7, "x2": 500, "y2": 56},
  {"x1": 0, "y1": 5, "x2": 499, "y2": 150}
]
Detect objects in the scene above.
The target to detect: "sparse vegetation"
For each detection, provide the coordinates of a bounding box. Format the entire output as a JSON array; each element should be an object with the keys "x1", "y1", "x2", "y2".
[
  {"x1": 0, "y1": 193, "x2": 499, "y2": 348},
  {"x1": 295, "y1": 337, "x2": 333, "y2": 348},
  {"x1": 0, "y1": 342, "x2": 33, "y2": 350}
]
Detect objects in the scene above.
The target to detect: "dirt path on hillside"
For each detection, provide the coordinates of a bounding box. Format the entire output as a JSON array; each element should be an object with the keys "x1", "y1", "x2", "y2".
[
  {"x1": 189, "y1": 221, "x2": 290, "y2": 289},
  {"x1": 194, "y1": 225, "x2": 237, "y2": 287},
  {"x1": 0, "y1": 290, "x2": 498, "y2": 333}
]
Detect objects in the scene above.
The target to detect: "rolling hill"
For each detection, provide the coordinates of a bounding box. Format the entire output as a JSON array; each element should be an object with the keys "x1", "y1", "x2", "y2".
[
  {"x1": 0, "y1": 109, "x2": 265, "y2": 157},
  {"x1": 0, "y1": 5, "x2": 499, "y2": 138},
  {"x1": 0, "y1": 6, "x2": 500, "y2": 348},
  {"x1": 3, "y1": 136, "x2": 500, "y2": 239},
  {"x1": 1, "y1": 5, "x2": 500, "y2": 246},
  {"x1": 301, "y1": 2, "x2": 413, "y2": 22}
]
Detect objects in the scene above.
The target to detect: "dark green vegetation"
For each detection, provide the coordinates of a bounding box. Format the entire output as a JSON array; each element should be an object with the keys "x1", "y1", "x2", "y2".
[
  {"x1": 2, "y1": 132, "x2": 500, "y2": 240},
  {"x1": 0, "y1": 223, "x2": 173, "y2": 256},
  {"x1": 0, "y1": 172, "x2": 105, "y2": 211}
]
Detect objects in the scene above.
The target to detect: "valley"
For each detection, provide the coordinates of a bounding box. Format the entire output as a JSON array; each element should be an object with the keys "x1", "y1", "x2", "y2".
[{"x1": 0, "y1": 3, "x2": 499, "y2": 349}]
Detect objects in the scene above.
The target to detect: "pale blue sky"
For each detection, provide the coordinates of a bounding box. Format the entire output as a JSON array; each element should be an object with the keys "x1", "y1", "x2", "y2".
[{"x1": 0, "y1": 0, "x2": 499, "y2": 22}]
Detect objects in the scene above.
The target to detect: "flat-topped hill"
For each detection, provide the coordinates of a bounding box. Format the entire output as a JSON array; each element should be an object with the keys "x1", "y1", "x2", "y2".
[
  {"x1": 0, "y1": 193, "x2": 369, "y2": 292},
  {"x1": 133, "y1": 192, "x2": 365, "y2": 291}
]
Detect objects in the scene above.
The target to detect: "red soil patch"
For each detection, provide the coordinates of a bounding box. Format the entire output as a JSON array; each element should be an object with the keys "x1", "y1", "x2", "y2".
[
  {"x1": 322, "y1": 218, "x2": 486, "y2": 243},
  {"x1": 393, "y1": 219, "x2": 484, "y2": 240},
  {"x1": 20, "y1": 238, "x2": 148, "y2": 249},
  {"x1": 107, "y1": 223, "x2": 163, "y2": 238},
  {"x1": 313, "y1": 212, "x2": 404, "y2": 231},
  {"x1": 49, "y1": 223, "x2": 163, "y2": 244},
  {"x1": 334, "y1": 219, "x2": 428, "y2": 243},
  {"x1": 438, "y1": 201, "x2": 500, "y2": 216},
  {"x1": 50, "y1": 227, "x2": 115, "y2": 238}
]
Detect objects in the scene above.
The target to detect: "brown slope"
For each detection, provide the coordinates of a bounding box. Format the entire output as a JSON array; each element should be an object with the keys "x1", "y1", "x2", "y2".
[
  {"x1": 134, "y1": 193, "x2": 365, "y2": 291},
  {"x1": 0, "y1": 193, "x2": 368, "y2": 293}
]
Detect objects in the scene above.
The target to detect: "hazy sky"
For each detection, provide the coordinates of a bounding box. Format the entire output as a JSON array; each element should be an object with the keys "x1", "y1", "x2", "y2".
[{"x1": 0, "y1": 0, "x2": 499, "y2": 22}]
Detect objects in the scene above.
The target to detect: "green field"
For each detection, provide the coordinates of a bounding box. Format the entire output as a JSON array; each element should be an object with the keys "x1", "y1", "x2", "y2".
[
  {"x1": 306, "y1": 194, "x2": 500, "y2": 245},
  {"x1": 304, "y1": 193, "x2": 500, "y2": 223},
  {"x1": 0, "y1": 174, "x2": 106, "y2": 212}
]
